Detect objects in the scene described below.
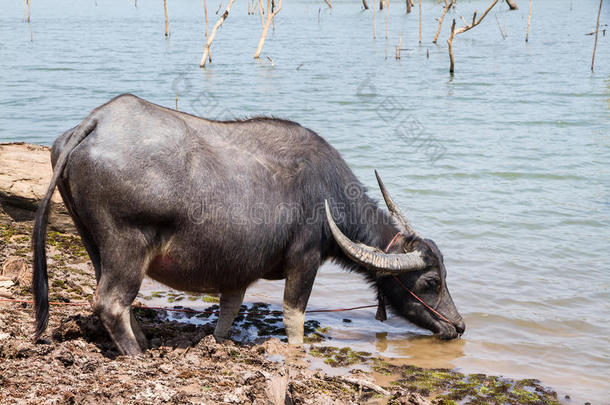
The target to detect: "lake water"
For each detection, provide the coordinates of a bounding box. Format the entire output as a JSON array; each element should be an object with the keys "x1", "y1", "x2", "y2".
[{"x1": 1, "y1": 0, "x2": 609, "y2": 402}]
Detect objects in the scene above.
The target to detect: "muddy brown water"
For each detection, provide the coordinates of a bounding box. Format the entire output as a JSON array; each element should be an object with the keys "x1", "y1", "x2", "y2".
[{"x1": 2, "y1": 0, "x2": 609, "y2": 402}]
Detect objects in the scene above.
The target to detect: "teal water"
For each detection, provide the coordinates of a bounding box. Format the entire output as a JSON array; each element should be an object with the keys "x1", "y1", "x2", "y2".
[{"x1": 1, "y1": 0, "x2": 609, "y2": 402}]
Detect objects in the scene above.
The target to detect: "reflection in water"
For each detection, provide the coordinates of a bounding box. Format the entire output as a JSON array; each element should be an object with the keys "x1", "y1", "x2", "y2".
[
  {"x1": 375, "y1": 332, "x2": 388, "y2": 353},
  {"x1": 375, "y1": 332, "x2": 466, "y2": 370}
]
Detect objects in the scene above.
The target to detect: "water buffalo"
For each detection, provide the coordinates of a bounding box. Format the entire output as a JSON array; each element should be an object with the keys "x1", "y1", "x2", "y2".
[{"x1": 33, "y1": 94, "x2": 464, "y2": 355}]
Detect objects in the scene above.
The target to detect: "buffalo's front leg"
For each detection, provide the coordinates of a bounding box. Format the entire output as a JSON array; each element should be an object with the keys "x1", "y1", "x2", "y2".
[
  {"x1": 283, "y1": 251, "x2": 320, "y2": 344},
  {"x1": 213, "y1": 289, "x2": 246, "y2": 342}
]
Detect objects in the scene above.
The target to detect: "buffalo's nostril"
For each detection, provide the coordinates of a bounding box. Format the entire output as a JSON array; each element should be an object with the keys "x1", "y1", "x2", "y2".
[{"x1": 455, "y1": 321, "x2": 466, "y2": 335}]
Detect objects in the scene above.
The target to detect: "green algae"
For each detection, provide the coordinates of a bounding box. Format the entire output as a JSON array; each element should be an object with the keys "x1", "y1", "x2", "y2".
[
  {"x1": 309, "y1": 346, "x2": 373, "y2": 367},
  {"x1": 47, "y1": 231, "x2": 88, "y2": 258},
  {"x1": 308, "y1": 349, "x2": 562, "y2": 404},
  {"x1": 379, "y1": 363, "x2": 561, "y2": 405},
  {"x1": 0, "y1": 223, "x2": 17, "y2": 243}
]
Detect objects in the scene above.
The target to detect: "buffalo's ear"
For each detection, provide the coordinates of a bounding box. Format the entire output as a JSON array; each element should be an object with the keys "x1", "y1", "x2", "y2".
[{"x1": 375, "y1": 293, "x2": 387, "y2": 322}]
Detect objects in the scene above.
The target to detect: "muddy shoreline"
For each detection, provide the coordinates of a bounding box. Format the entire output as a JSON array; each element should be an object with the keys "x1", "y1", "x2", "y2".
[{"x1": 0, "y1": 143, "x2": 566, "y2": 404}]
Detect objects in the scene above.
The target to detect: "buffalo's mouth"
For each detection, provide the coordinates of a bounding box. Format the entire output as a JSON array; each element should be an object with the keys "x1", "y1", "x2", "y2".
[{"x1": 434, "y1": 319, "x2": 465, "y2": 340}]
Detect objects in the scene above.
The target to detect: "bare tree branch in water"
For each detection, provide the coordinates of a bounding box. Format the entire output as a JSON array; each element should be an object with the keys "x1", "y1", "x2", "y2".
[
  {"x1": 254, "y1": 0, "x2": 283, "y2": 58},
  {"x1": 447, "y1": 0, "x2": 499, "y2": 73},
  {"x1": 433, "y1": 0, "x2": 455, "y2": 44},
  {"x1": 203, "y1": 0, "x2": 211, "y2": 64},
  {"x1": 406, "y1": 0, "x2": 412, "y2": 14},
  {"x1": 419, "y1": 0, "x2": 422, "y2": 43},
  {"x1": 591, "y1": 0, "x2": 604, "y2": 72},
  {"x1": 362, "y1": 0, "x2": 369, "y2": 10},
  {"x1": 373, "y1": 0, "x2": 377, "y2": 38},
  {"x1": 200, "y1": 0, "x2": 236, "y2": 67},
  {"x1": 324, "y1": 0, "x2": 332, "y2": 9},
  {"x1": 164, "y1": 0, "x2": 169, "y2": 36},
  {"x1": 25, "y1": 0, "x2": 31, "y2": 23},
  {"x1": 525, "y1": 0, "x2": 532, "y2": 42},
  {"x1": 505, "y1": 0, "x2": 518, "y2": 10},
  {"x1": 386, "y1": 0, "x2": 390, "y2": 39},
  {"x1": 257, "y1": 0, "x2": 264, "y2": 26}
]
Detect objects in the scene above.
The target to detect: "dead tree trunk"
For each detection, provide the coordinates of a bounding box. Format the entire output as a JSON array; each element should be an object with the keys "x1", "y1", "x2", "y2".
[
  {"x1": 363, "y1": 0, "x2": 369, "y2": 10},
  {"x1": 386, "y1": 0, "x2": 389, "y2": 38},
  {"x1": 418, "y1": 0, "x2": 422, "y2": 43},
  {"x1": 25, "y1": 0, "x2": 31, "y2": 23},
  {"x1": 506, "y1": 0, "x2": 518, "y2": 10},
  {"x1": 258, "y1": 0, "x2": 264, "y2": 26},
  {"x1": 204, "y1": 0, "x2": 211, "y2": 63},
  {"x1": 254, "y1": 0, "x2": 282, "y2": 58},
  {"x1": 447, "y1": 0, "x2": 499, "y2": 73},
  {"x1": 592, "y1": 0, "x2": 603, "y2": 71},
  {"x1": 525, "y1": 0, "x2": 532, "y2": 42},
  {"x1": 373, "y1": 0, "x2": 377, "y2": 38},
  {"x1": 406, "y1": 0, "x2": 411, "y2": 13},
  {"x1": 433, "y1": 1, "x2": 455, "y2": 44},
  {"x1": 448, "y1": 19, "x2": 456, "y2": 72},
  {"x1": 200, "y1": 0, "x2": 236, "y2": 67},
  {"x1": 164, "y1": 0, "x2": 169, "y2": 36}
]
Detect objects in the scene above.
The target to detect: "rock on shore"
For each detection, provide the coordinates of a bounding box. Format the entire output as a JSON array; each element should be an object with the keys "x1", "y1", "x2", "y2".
[{"x1": 0, "y1": 142, "x2": 74, "y2": 233}]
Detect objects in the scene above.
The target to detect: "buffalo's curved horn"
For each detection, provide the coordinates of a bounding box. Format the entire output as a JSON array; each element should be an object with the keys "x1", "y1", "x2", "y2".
[
  {"x1": 324, "y1": 200, "x2": 427, "y2": 273},
  {"x1": 374, "y1": 170, "x2": 419, "y2": 236}
]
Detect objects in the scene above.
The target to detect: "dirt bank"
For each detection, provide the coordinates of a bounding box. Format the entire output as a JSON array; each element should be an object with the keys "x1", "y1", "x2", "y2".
[
  {"x1": 0, "y1": 143, "x2": 565, "y2": 404},
  {"x1": 0, "y1": 142, "x2": 74, "y2": 233}
]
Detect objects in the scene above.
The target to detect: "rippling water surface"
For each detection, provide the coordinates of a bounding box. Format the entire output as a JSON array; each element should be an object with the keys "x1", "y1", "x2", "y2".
[{"x1": 1, "y1": 0, "x2": 609, "y2": 402}]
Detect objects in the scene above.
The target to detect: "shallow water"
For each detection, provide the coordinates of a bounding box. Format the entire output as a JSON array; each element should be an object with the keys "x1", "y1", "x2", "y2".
[{"x1": 1, "y1": 0, "x2": 609, "y2": 402}]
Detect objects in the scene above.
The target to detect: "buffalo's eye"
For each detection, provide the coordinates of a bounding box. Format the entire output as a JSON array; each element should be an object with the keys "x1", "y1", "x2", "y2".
[{"x1": 426, "y1": 278, "x2": 440, "y2": 292}]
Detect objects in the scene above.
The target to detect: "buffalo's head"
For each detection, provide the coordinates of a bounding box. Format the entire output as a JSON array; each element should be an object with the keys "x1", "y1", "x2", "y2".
[{"x1": 324, "y1": 171, "x2": 465, "y2": 340}]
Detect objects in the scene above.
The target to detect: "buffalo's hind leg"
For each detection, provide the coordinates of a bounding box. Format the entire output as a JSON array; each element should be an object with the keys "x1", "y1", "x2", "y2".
[{"x1": 93, "y1": 237, "x2": 147, "y2": 355}]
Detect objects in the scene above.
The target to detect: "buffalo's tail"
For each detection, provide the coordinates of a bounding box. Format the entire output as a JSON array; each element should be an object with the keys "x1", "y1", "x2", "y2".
[{"x1": 32, "y1": 117, "x2": 97, "y2": 341}]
